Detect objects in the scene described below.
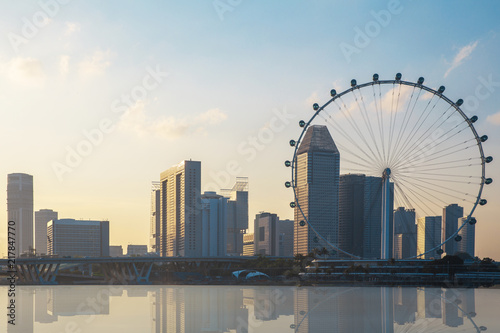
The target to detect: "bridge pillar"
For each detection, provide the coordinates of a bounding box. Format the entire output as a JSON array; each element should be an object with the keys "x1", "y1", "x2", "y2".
[{"x1": 100, "y1": 262, "x2": 153, "y2": 285}]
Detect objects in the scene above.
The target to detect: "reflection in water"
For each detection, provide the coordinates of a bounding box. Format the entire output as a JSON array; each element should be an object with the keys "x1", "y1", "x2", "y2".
[{"x1": 1, "y1": 285, "x2": 490, "y2": 333}]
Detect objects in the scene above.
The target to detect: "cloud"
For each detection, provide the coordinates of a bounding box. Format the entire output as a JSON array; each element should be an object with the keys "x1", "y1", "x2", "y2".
[
  {"x1": 0, "y1": 57, "x2": 45, "y2": 85},
  {"x1": 486, "y1": 111, "x2": 500, "y2": 125},
  {"x1": 306, "y1": 91, "x2": 319, "y2": 106},
  {"x1": 59, "y1": 55, "x2": 70, "y2": 75},
  {"x1": 78, "y1": 50, "x2": 113, "y2": 77},
  {"x1": 64, "y1": 22, "x2": 81, "y2": 37},
  {"x1": 118, "y1": 102, "x2": 227, "y2": 140},
  {"x1": 444, "y1": 41, "x2": 479, "y2": 78},
  {"x1": 195, "y1": 108, "x2": 227, "y2": 124}
]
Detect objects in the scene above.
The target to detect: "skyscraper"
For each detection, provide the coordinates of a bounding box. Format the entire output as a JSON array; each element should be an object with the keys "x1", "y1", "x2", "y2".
[
  {"x1": 254, "y1": 212, "x2": 279, "y2": 256},
  {"x1": 393, "y1": 207, "x2": 416, "y2": 259},
  {"x1": 160, "y1": 160, "x2": 202, "y2": 257},
  {"x1": 442, "y1": 204, "x2": 463, "y2": 255},
  {"x1": 200, "y1": 191, "x2": 227, "y2": 257},
  {"x1": 294, "y1": 125, "x2": 340, "y2": 256},
  {"x1": 457, "y1": 217, "x2": 475, "y2": 258},
  {"x1": 7, "y1": 173, "x2": 34, "y2": 257},
  {"x1": 47, "y1": 219, "x2": 109, "y2": 257},
  {"x1": 338, "y1": 174, "x2": 365, "y2": 257},
  {"x1": 150, "y1": 181, "x2": 161, "y2": 253},
  {"x1": 34, "y1": 209, "x2": 58, "y2": 256},
  {"x1": 417, "y1": 216, "x2": 442, "y2": 259},
  {"x1": 224, "y1": 177, "x2": 248, "y2": 256}
]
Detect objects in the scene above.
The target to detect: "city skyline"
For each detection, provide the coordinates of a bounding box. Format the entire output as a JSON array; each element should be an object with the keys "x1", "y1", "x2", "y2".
[{"x1": 0, "y1": 2, "x2": 499, "y2": 259}]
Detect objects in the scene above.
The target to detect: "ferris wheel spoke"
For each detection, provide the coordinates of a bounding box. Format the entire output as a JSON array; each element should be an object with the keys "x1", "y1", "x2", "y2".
[
  {"x1": 335, "y1": 98, "x2": 383, "y2": 168},
  {"x1": 392, "y1": 176, "x2": 436, "y2": 216},
  {"x1": 392, "y1": 139, "x2": 477, "y2": 171},
  {"x1": 409, "y1": 175, "x2": 481, "y2": 186},
  {"x1": 372, "y1": 84, "x2": 387, "y2": 162},
  {"x1": 397, "y1": 173, "x2": 478, "y2": 200},
  {"x1": 318, "y1": 111, "x2": 380, "y2": 168},
  {"x1": 397, "y1": 161, "x2": 481, "y2": 174},
  {"x1": 395, "y1": 175, "x2": 473, "y2": 205},
  {"x1": 391, "y1": 96, "x2": 442, "y2": 165},
  {"x1": 388, "y1": 83, "x2": 402, "y2": 159},
  {"x1": 396, "y1": 122, "x2": 471, "y2": 167},
  {"x1": 352, "y1": 88, "x2": 384, "y2": 165},
  {"x1": 389, "y1": 86, "x2": 420, "y2": 166},
  {"x1": 395, "y1": 104, "x2": 456, "y2": 165}
]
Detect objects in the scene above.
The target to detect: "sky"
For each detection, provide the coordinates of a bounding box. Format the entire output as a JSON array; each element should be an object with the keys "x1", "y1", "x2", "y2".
[{"x1": 0, "y1": 0, "x2": 499, "y2": 259}]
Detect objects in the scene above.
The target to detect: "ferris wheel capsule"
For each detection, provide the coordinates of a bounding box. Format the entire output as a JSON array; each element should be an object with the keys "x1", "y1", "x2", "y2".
[
  {"x1": 373, "y1": 73, "x2": 379, "y2": 81},
  {"x1": 438, "y1": 86, "x2": 446, "y2": 94},
  {"x1": 290, "y1": 202, "x2": 296, "y2": 208},
  {"x1": 330, "y1": 89, "x2": 337, "y2": 97},
  {"x1": 284, "y1": 181, "x2": 291, "y2": 188},
  {"x1": 456, "y1": 99, "x2": 464, "y2": 106},
  {"x1": 299, "y1": 220, "x2": 306, "y2": 226},
  {"x1": 485, "y1": 178, "x2": 493, "y2": 185},
  {"x1": 469, "y1": 217, "x2": 477, "y2": 225},
  {"x1": 351, "y1": 79, "x2": 357, "y2": 87},
  {"x1": 284, "y1": 160, "x2": 291, "y2": 167},
  {"x1": 455, "y1": 235, "x2": 462, "y2": 242},
  {"x1": 395, "y1": 73, "x2": 402, "y2": 80},
  {"x1": 479, "y1": 199, "x2": 487, "y2": 205},
  {"x1": 289, "y1": 140, "x2": 296, "y2": 147},
  {"x1": 480, "y1": 135, "x2": 488, "y2": 142},
  {"x1": 437, "y1": 249, "x2": 444, "y2": 255},
  {"x1": 470, "y1": 115, "x2": 478, "y2": 123},
  {"x1": 417, "y1": 77, "x2": 424, "y2": 85},
  {"x1": 299, "y1": 120, "x2": 306, "y2": 127},
  {"x1": 313, "y1": 103, "x2": 319, "y2": 111},
  {"x1": 485, "y1": 156, "x2": 493, "y2": 163}
]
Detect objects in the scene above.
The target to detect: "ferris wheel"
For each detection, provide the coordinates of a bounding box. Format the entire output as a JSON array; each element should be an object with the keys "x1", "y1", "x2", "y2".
[{"x1": 286, "y1": 73, "x2": 493, "y2": 260}]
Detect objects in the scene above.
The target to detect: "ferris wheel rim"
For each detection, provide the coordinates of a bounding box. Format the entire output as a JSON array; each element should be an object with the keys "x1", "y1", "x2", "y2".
[{"x1": 290, "y1": 74, "x2": 488, "y2": 260}]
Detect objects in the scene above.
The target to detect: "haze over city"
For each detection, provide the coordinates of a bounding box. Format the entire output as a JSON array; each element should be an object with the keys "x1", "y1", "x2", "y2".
[{"x1": 0, "y1": 1, "x2": 499, "y2": 259}]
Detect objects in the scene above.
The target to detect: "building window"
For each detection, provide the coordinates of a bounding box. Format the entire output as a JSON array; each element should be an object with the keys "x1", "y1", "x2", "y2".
[{"x1": 259, "y1": 227, "x2": 265, "y2": 242}]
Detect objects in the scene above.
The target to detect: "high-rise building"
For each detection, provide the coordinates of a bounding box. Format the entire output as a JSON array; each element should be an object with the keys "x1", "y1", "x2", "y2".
[
  {"x1": 278, "y1": 219, "x2": 294, "y2": 257},
  {"x1": 243, "y1": 233, "x2": 255, "y2": 256},
  {"x1": 7, "y1": 173, "x2": 34, "y2": 257},
  {"x1": 254, "y1": 212, "x2": 279, "y2": 256},
  {"x1": 200, "y1": 191, "x2": 227, "y2": 257},
  {"x1": 224, "y1": 177, "x2": 248, "y2": 256},
  {"x1": 160, "y1": 160, "x2": 202, "y2": 257},
  {"x1": 294, "y1": 125, "x2": 340, "y2": 256},
  {"x1": 417, "y1": 216, "x2": 442, "y2": 259},
  {"x1": 254, "y1": 213, "x2": 294, "y2": 257},
  {"x1": 35, "y1": 209, "x2": 58, "y2": 256},
  {"x1": 442, "y1": 204, "x2": 463, "y2": 255},
  {"x1": 363, "y1": 176, "x2": 394, "y2": 259},
  {"x1": 457, "y1": 217, "x2": 475, "y2": 258},
  {"x1": 150, "y1": 181, "x2": 161, "y2": 253},
  {"x1": 338, "y1": 174, "x2": 365, "y2": 257},
  {"x1": 47, "y1": 219, "x2": 109, "y2": 257},
  {"x1": 393, "y1": 207, "x2": 416, "y2": 259}
]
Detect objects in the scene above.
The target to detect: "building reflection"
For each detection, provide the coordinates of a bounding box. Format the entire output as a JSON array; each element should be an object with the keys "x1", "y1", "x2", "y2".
[{"x1": 4, "y1": 285, "x2": 479, "y2": 332}]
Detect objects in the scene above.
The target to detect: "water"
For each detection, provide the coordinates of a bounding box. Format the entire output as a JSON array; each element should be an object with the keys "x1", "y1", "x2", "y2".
[{"x1": 1, "y1": 285, "x2": 499, "y2": 332}]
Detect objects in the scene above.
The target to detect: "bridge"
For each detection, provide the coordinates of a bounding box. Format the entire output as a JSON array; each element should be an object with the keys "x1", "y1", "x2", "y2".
[{"x1": 0, "y1": 256, "x2": 257, "y2": 285}]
